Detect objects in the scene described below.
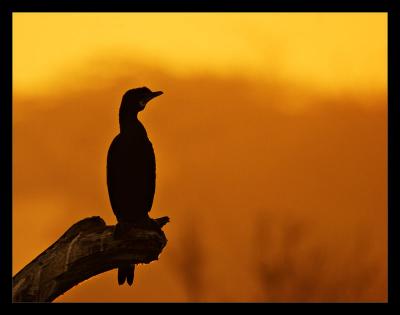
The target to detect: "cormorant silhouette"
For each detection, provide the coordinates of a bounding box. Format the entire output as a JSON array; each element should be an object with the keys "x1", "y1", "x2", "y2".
[{"x1": 107, "y1": 87, "x2": 163, "y2": 286}]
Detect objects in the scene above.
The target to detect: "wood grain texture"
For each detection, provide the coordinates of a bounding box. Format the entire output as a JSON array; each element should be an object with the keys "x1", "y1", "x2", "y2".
[{"x1": 13, "y1": 216, "x2": 169, "y2": 302}]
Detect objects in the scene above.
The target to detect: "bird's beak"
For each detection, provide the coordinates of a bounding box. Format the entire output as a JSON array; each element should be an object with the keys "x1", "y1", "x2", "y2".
[
  {"x1": 150, "y1": 91, "x2": 163, "y2": 99},
  {"x1": 140, "y1": 91, "x2": 163, "y2": 108},
  {"x1": 143, "y1": 91, "x2": 163, "y2": 106}
]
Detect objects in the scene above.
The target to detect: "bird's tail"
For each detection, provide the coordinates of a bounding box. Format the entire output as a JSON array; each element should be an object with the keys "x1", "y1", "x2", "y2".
[
  {"x1": 118, "y1": 264, "x2": 135, "y2": 286},
  {"x1": 114, "y1": 222, "x2": 135, "y2": 285}
]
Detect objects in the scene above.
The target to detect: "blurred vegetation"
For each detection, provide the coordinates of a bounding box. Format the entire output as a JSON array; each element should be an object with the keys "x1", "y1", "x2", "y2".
[{"x1": 13, "y1": 60, "x2": 387, "y2": 302}]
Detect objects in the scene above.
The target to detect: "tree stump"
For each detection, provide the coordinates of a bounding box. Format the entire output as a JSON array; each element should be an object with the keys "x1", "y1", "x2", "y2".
[{"x1": 12, "y1": 216, "x2": 169, "y2": 302}]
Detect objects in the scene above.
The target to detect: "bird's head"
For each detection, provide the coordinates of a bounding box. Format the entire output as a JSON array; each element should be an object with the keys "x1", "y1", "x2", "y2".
[
  {"x1": 119, "y1": 87, "x2": 163, "y2": 126},
  {"x1": 121, "y1": 87, "x2": 163, "y2": 113}
]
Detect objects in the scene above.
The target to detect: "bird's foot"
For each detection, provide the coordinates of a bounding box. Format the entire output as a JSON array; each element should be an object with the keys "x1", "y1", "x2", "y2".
[
  {"x1": 138, "y1": 216, "x2": 163, "y2": 232},
  {"x1": 114, "y1": 216, "x2": 166, "y2": 238}
]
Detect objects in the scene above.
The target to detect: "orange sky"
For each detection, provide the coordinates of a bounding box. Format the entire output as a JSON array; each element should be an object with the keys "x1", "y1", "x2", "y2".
[
  {"x1": 13, "y1": 13, "x2": 386, "y2": 95},
  {"x1": 13, "y1": 13, "x2": 387, "y2": 302}
]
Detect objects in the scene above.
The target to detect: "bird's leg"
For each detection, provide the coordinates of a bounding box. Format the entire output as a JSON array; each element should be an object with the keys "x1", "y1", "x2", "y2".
[{"x1": 113, "y1": 221, "x2": 133, "y2": 240}]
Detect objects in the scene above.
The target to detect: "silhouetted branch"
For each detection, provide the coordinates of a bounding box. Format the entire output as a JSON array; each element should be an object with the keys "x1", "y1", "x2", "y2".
[{"x1": 12, "y1": 216, "x2": 169, "y2": 302}]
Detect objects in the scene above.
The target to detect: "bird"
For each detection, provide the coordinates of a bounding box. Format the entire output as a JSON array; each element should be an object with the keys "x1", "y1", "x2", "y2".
[{"x1": 106, "y1": 87, "x2": 163, "y2": 286}]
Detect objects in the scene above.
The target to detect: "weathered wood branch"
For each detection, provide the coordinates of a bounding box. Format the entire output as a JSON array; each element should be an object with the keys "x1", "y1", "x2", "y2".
[{"x1": 12, "y1": 216, "x2": 169, "y2": 303}]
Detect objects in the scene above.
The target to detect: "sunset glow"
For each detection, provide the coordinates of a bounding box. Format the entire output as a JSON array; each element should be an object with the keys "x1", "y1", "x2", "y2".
[
  {"x1": 13, "y1": 13, "x2": 386, "y2": 94},
  {"x1": 13, "y1": 13, "x2": 387, "y2": 302}
]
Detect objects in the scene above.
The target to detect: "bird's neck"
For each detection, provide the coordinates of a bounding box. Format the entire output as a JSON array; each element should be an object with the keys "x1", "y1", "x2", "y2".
[{"x1": 119, "y1": 115, "x2": 145, "y2": 135}]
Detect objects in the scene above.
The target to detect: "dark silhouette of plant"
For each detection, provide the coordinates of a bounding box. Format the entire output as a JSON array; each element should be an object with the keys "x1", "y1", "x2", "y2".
[
  {"x1": 253, "y1": 213, "x2": 382, "y2": 302},
  {"x1": 174, "y1": 218, "x2": 204, "y2": 301}
]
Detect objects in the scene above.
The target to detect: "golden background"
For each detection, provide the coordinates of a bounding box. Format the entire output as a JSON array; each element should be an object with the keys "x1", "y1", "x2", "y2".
[{"x1": 13, "y1": 13, "x2": 387, "y2": 302}]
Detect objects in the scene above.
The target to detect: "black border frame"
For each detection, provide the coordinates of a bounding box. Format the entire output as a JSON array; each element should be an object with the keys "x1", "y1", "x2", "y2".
[{"x1": 1, "y1": 0, "x2": 398, "y2": 304}]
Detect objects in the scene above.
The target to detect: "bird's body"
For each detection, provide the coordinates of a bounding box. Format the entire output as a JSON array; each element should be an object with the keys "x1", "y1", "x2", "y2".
[
  {"x1": 106, "y1": 87, "x2": 163, "y2": 286},
  {"x1": 107, "y1": 121, "x2": 155, "y2": 223}
]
